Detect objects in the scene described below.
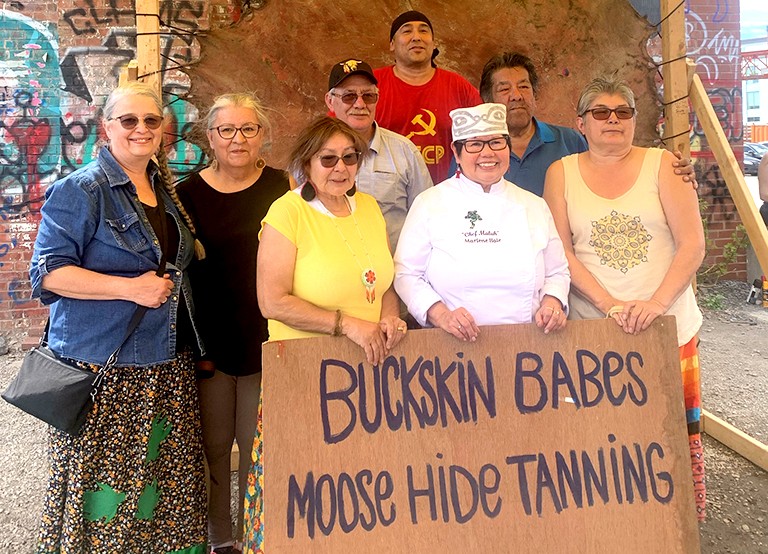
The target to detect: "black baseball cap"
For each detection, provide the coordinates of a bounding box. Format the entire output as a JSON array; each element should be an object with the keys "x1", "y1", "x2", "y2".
[{"x1": 328, "y1": 59, "x2": 378, "y2": 90}]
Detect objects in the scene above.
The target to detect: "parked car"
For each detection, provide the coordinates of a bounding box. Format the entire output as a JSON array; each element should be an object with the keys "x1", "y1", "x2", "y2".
[
  {"x1": 744, "y1": 151, "x2": 760, "y2": 175},
  {"x1": 745, "y1": 142, "x2": 768, "y2": 159}
]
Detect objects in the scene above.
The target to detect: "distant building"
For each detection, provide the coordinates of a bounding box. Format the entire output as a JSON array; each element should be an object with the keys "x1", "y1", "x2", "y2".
[{"x1": 742, "y1": 34, "x2": 768, "y2": 137}]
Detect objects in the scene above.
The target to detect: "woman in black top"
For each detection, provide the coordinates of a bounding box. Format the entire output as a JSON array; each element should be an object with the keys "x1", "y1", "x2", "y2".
[{"x1": 177, "y1": 93, "x2": 289, "y2": 554}]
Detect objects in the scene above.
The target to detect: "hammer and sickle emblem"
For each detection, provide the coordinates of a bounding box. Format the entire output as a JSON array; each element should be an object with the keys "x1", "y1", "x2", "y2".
[{"x1": 406, "y1": 109, "x2": 437, "y2": 139}]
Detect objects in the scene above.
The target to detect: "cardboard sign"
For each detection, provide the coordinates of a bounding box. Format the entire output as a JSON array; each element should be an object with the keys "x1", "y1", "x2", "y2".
[{"x1": 263, "y1": 317, "x2": 700, "y2": 553}]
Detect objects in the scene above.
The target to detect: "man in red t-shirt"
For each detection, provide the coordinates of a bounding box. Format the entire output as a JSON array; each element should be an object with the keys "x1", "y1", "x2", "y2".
[{"x1": 375, "y1": 10, "x2": 481, "y2": 183}]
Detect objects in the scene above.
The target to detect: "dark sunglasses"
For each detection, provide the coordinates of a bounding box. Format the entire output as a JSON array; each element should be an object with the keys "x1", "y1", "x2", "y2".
[
  {"x1": 317, "y1": 151, "x2": 362, "y2": 168},
  {"x1": 330, "y1": 91, "x2": 379, "y2": 105},
  {"x1": 107, "y1": 114, "x2": 164, "y2": 130},
  {"x1": 581, "y1": 107, "x2": 636, "y2": 120}
]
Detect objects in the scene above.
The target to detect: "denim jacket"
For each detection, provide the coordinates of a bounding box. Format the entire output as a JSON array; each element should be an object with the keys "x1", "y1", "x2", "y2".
[{"x1": 30, "y1": 147, "x2": 204, "y2": 367}]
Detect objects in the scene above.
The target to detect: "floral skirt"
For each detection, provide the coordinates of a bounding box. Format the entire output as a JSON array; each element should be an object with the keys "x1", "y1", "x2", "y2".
[
  {"x1": 242, "y1": 393, "x2": 264, "y2": 554},
  {"x1": 36, "y1": 351, "x2": 207, "y2": 554}
]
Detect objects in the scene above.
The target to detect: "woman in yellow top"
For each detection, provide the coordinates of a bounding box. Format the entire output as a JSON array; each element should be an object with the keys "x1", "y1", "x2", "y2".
[{"x1": 242, "y1": 116, "x2": 407, "y2": 553}]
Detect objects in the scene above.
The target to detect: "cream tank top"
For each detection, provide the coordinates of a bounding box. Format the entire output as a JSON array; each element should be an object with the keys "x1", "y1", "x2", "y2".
[{"x1": 562, "y1": 148, "x2": 701, "y2": 346}]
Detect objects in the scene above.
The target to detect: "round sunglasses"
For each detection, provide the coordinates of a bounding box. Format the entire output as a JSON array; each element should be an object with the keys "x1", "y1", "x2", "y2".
[{"x1": 107, "y1": 114, "x2": 164, "y2": 130}]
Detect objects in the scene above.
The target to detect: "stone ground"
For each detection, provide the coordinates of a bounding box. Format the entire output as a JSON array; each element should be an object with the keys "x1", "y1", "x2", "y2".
[{"x1": 0, "y1": 279, "x2": 766, "y2": 552}]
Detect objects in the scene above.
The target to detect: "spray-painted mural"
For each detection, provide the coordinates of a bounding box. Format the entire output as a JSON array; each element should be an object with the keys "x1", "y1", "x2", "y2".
[{"x1": 0, "y1": 1, "x2": 211, "y2": 333}]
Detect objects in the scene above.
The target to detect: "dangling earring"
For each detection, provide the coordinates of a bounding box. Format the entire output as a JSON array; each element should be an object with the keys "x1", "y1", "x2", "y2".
[
  {"x1": 256, "y1": 158, "x2": 266, "y2": 169},
  {"x1": 301, "y1": 182, "x2": 317, "y2": 201},
  {"x1": 209, "y1": 155, "x2": 218, "y2": 171}
]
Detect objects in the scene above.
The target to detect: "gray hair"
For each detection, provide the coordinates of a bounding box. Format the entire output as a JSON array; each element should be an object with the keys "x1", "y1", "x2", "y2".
[
  {"x1": 205, "y1": 92, "x2": 271, "y2": 135},
  {"x1": 102, "y1": 81, "x2": 163, "y2": 120},
  {"x1": 576, "y1": 76, "x2": 636, "y2": 117}
]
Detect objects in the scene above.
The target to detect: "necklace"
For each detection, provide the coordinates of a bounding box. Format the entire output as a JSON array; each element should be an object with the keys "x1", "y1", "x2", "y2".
[{"x1": 324, "y1": 196, "x2": 377, "y2": 304}]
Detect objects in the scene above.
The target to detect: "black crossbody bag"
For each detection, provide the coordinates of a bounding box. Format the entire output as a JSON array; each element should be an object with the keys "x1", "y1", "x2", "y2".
[{"x1": 2, "y1": 191, "x2": 169, "y2": 435}]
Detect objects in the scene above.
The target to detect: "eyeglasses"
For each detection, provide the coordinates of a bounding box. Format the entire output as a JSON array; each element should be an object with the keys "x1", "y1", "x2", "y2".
[
  {"x1": 330, "y1": 91, "x2": 379, "y2": 105},
  {"x1": 581, "y1": 107, "x2": 636, "y2": 120},
  {"x1": 108, "y1": 114, "x2": 163, "y2": 130},
  {"x1": 317, "y1": 151, "x2": 362, "y2": 168},
  {"x1": 209, "y1": 124, "x2": 263, "y2": 140},
  {"x1": 457, "y1": 137, "x2": 509, "y2": 154}
]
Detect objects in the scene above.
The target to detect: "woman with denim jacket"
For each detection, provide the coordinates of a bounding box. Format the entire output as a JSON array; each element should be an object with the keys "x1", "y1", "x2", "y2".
[{"x1": 29, "y1": 82, "x2": 208, "y2": 553}]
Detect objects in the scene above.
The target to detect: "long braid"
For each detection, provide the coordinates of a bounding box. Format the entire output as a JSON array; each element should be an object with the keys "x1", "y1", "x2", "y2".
[{"x1": 156, "y1": 143, "x2": 206, "y2": 260}]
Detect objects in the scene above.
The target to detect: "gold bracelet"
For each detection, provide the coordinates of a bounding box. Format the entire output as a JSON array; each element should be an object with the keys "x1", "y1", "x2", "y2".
[
  {"x1": 606, "y1": 305, "x2": 624, "y2": 318},
  {"x1": 332, "y1": 310, "x2": 343, "y2": 336}
]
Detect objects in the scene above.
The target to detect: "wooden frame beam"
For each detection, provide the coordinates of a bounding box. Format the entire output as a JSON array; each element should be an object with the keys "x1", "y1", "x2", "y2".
[
  {"x1": 702, "y1": 410, "x2": 768, "y2": 471},
  {"x1": 688, "y1": 67, "x2": 768, "y2": 275}
]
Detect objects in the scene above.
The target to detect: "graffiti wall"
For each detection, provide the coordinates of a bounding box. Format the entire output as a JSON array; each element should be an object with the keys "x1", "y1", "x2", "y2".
[
  {"x1": 0, "y1": 0, "x2": 750, "y2": 337},
  {"x1": 686, "y1": 0, "x2": 746, "y2": 279},
  {"x1": 0, "y1": 0, "x2": 232, "y2": 335}
]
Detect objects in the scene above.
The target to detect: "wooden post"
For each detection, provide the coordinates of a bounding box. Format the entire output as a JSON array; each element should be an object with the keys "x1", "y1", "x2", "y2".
[
  {"x1": 660, "y1": 0, "x2": 690, "y2": 157},
  {"x1": 689, "y1": 72, "x2": 768, "y2": 276},
  {"x1": 136, "y1": 0, "x2": 161, "y2": 95}
]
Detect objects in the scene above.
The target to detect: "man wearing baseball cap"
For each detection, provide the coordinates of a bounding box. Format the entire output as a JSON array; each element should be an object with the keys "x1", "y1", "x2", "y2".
[
  {"x1": 326, "y1": 58, "x2": 432, "y2": 248},
  {"x1": 374, "y1": 11, "x2": 482, "y2": 184}
]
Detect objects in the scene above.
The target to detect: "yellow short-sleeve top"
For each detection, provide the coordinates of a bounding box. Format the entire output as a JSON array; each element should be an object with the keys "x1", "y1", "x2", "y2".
[{"x1": 260, "y1": 189, "x2": 394, "y2": 341}]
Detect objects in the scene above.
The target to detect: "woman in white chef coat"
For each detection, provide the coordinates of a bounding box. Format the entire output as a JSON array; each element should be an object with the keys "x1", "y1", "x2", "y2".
[{"x1": 394, "y1": 102, "x2": 570, "y2": 341}]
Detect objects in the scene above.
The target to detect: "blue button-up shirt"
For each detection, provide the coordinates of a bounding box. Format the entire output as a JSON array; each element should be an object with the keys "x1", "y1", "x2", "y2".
[
  {"x1": 355, "y1": 123, "x2": 433, "y2": 249},
  {"x1": 504, "y1": 119, "x2": 588, "y2": 197},
  {"x1": 30, "y1": 147, "x2": 203, "y2": 367}
]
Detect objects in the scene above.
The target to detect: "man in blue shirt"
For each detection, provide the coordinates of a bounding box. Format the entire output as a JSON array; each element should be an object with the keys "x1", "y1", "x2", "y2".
[
  {"x1": 478, "y1": 52, "x2": 587, "y2": 197},
  {"x1": 477, "y1": 52, "x2": 695, "y2": 197}
]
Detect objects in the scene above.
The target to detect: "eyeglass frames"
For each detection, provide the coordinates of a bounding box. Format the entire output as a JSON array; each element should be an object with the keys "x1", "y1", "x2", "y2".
[
  {"x1": 456, "y1": 137, "x2": 510, "y2": 154},
  {"x1": 581, "y1": 107, "x2": 636, "y2": 120},
  {"x1": 209, "y1": 124, "x2": 263, "y2": 140},
  {"x1": 317, "y1": 151, "x2": 362, "y2": 168},
  {"x1": 329, "y1": 91, "x2": 380, "y2": 105},
  {"x1": 107, "y1": 114, "x2": 164, "y2": 130}
]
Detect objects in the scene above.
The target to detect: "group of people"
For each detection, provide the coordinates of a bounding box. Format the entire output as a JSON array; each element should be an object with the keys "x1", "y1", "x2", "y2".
[{"x1": 28, "y1": 9, "x2": 707, "y2": 554}]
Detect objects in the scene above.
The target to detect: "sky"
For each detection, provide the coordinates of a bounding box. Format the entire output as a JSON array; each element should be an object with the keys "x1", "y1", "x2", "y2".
[{"x1": 741, "y1": 0, "x2": 768, "y2": 42}]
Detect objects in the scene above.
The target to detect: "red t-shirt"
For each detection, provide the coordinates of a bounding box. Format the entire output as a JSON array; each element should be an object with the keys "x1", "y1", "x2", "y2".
[{"x1": 374, "y1": 65, "x2": 482, "y2": 183}]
